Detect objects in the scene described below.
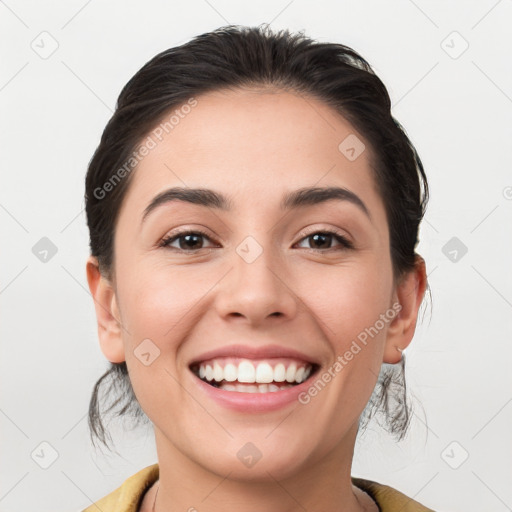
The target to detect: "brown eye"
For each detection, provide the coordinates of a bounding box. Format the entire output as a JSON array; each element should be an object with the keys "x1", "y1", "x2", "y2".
[
  {"x1": 160, "y1": 230, "x2": 216, "y2": 251},
  {"x1": 296, "y1": 231, "x2": 353, "y2": 251}
]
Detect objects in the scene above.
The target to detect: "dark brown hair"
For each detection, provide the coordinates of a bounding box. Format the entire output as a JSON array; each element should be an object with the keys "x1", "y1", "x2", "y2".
[{"x1": 85, "y1": 24, "x2": 429, "y2": 451}]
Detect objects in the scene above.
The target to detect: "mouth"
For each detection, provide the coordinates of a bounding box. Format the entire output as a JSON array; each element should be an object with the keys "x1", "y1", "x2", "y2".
[{"x1": 190, "y1": 357, "x2": 319, "y2": 393}]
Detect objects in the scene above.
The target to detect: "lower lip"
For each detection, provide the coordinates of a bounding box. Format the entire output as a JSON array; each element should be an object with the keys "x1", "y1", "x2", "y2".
[{"x1": 191, "y1": 372, "x2": 316, "y2": 412}]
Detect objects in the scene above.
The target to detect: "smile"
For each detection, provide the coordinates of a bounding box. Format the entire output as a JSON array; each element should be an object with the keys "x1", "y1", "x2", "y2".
[{"x1": 190, "y1": 357, "x2": 317, "y2": 393}]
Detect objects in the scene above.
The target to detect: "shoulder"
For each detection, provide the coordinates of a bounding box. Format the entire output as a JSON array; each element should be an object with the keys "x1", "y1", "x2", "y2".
[
  {"x1": 80, "y1": 465, "x2": 436, "y2": 512},
  {"x1": 81, "y1": 464, "x2": 159, "y2": 512},
  {"x1": 351, "y1": 476, "x2": 437, "y2": 512}
]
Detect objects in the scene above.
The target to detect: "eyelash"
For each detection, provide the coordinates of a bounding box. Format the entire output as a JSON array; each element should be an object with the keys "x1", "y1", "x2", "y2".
[{"x1": 159, "y1": 228, "x2": 354, "y2": 252}]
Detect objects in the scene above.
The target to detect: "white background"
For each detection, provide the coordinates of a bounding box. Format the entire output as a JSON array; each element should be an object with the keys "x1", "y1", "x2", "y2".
[{"x1": 1, "y1": 1, "x2": 511, "y2": 511}]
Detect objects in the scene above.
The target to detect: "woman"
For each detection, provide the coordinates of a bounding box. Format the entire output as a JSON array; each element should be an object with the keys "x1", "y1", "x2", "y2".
[{"x1": 83, "y1": 24, "x2": 433, "y2": 511}]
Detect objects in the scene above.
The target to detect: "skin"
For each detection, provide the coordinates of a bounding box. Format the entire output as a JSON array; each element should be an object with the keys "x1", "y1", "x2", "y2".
[{"x1": 87, "y1": 88, "x2": 427, "y2": 512}]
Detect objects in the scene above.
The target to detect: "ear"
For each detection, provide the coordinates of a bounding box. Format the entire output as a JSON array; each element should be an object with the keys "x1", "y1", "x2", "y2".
[
  {"x1": 86, "y1": 255, "x2": 125, "y2": 363},
  {"x1": 383, "y1": 255, "x2": 427, "y2": 364}
]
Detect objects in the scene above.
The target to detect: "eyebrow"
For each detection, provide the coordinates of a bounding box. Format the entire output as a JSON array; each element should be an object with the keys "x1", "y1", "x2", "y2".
[{"x1": 142, "y1": 186, "x2": 371, "y2": 223}]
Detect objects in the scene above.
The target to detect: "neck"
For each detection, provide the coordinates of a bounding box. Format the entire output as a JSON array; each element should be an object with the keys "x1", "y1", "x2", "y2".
[{"x1": 150, "y1": 423, "x2": 373, "y2": 512}]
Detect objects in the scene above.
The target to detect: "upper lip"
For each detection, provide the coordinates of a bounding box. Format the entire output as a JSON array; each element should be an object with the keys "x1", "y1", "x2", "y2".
[{"x1": 189, "y1": 344, "x2": 320, "y2": 367}]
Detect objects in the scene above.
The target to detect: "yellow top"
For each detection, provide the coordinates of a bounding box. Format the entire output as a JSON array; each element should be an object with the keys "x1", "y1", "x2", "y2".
[{"x1": 82, "y1": 463, "x2": 436, "y2": 512}]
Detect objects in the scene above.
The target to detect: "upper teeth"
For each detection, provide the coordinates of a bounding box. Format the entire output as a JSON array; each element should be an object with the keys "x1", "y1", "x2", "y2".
[{"x1": 196, "y1": 359, "x2": 312, "y2": 384}]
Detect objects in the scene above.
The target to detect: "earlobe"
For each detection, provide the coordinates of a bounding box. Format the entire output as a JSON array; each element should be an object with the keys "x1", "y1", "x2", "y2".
[
  {"x1": 383, "y1": 255, "x2": 427, "y2": 364},
  {"x1": 86, "y1": 256, "x2": 126, "y2": 363}
]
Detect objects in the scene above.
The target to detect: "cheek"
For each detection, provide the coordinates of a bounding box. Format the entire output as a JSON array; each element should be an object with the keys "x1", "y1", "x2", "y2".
[
  {"x1": 117, "y1": 267, "x2": 205, "y2": 420},
  {"x1": 118, "y1": 262, "x2": 212, "y2": 340},
  {"x1": 302, "y1": 261, "x2": 392, "y2": 340}
]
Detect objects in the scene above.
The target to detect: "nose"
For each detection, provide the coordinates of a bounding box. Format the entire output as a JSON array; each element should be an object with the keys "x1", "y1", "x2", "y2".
[{"x1": 213, "y1": 242, "x2": 298, "y2": 327}]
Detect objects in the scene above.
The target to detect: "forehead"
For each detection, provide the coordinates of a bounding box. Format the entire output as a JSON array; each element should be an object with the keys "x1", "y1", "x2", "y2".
[{"x1": 118, "y1": 88, "x2": 384, "y2": 220}]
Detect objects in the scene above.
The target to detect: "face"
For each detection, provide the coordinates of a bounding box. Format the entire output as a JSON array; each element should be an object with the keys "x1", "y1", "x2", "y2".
[{"x1": 89, "y1": 88, "x2": 423, "y2": 481}]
